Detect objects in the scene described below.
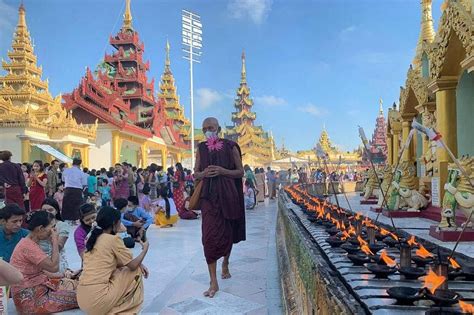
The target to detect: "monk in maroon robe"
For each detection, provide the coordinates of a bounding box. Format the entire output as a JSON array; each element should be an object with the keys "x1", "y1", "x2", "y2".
[{"x1": 194, "y1": 117, "x2": 245, "y2": 298}]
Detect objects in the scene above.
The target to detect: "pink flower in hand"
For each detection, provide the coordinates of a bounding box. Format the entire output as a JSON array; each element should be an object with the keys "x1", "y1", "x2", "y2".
[{"x1": 206, "y1": 135, "x2": 224, "y2": 152}]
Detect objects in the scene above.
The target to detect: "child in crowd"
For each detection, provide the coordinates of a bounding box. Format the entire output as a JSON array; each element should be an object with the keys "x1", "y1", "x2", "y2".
[
  {"x1": 86, "y1": 193, "x2": 101, "y2": 209},
  {"x1": 244, "y1": 180, "x2": 256, "y2": 210},
  {"x1": 139, "y1": 186, "x2": 152, "y2": 214},
  {"x1": 74, "y1": 203, "x2": 97, "y2": 260},
  {"x1": 181, "y1": 185, "x2": 199, "y2": 220},
  {"x1": 98, "y1": 178, "x2": 111, "y2": 206},
  {"x1": 154, "y1": 187, "x2": 179, "y2": 227},
  {"x1": 54, "y1": 183, "x2": 64, "y2": 210},
  {"x1": 120, "y1": 196, "x2": 152, "y2": 242},
  {"x1": 113, "y1": 198, "x2": 141, "y2": 248},
  {"x1": 93, "y1": 191, "x2": 103, "y2": 208}
]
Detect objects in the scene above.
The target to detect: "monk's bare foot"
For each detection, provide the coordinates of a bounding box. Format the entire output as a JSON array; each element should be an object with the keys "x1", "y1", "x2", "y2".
[
  {"x1": 203, "y1": 284, "x2": 219, "y2": 298},
  {"x1": 221, "y1": 264, "x2": 231, "y2": 279}
]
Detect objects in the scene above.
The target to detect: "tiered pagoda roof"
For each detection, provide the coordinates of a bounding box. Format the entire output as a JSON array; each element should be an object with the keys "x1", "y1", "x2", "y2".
[
  {"x1": 62, "y1": 0, "x2": 188, "y2": 148},
  {"x1": 0, "y1": 4, "x2": 96, "y2": 140},
  {"x1": 158, "y1": 40, "x2": 191, "y2": 143},
  {"x1": 224, "y1": 52, "x2": 275, "y2": 166},
  {"x1": 364, "y1": 100, "x2": 387, "y2": 164}
]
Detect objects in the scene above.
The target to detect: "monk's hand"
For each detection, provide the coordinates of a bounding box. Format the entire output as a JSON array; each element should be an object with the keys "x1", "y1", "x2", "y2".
[
  {"x1": 140, "y1": 264, "x2": 149, "y2": 279},
  {"x1": 207, "y1": 165, "x2": 226, "y2": 177}
]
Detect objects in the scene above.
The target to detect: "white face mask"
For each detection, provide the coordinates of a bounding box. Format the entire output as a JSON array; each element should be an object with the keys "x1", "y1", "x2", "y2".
[{"x1": 205, "y1": 131, "x2": 218, "y2": 139}]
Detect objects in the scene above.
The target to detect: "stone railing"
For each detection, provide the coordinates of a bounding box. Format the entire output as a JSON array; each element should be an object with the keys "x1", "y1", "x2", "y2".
[{"x1": 276, "y1": 193, "x2": 365, "y2": 314}]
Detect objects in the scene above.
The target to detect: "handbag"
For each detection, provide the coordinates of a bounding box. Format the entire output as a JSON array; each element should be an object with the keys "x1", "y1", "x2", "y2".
[{"x1": 188, "y1": 180, "x2": 203, "y2": 210}]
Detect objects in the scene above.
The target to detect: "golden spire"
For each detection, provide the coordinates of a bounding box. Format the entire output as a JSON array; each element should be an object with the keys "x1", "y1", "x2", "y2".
[
  {"x1": 122, "y1": 0, "x2": 133, "y2": 31},
  {"x1": 413, "y1": 0, "x2": 435, "y2": 68},
  {"x1": 241, "y1": 50, "x2": 247, "y2": 83},
  {"x1": 379, "y1": 98, "x2": 383, "y2": 115},
  {"x1": 165, "y1": 39, "x2": 171, "y2": 70}
]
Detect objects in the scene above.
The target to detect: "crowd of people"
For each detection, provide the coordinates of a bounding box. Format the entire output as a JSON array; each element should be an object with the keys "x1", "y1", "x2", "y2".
[{"x1": 0, "y1": 140, "x2": 281, "y2": 312}]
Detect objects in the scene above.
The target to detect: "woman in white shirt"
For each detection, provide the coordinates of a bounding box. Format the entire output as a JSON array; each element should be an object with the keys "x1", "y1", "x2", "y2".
[
  {"x1": 154, "y1": 187, "x2": 179, "y2": 228},
  {"x1": 244, "y1": 180, "x2": 256, "y2": 210}
]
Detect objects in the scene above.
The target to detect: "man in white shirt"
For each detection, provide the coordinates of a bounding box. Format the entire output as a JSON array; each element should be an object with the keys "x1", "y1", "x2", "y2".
[{"x1": 61, "y1": 158, "x2": 88, "y2": 224}]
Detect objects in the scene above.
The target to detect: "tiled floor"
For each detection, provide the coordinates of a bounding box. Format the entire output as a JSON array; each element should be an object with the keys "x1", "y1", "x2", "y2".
[
  {"x1": 329, "y1": 192, "x2": 474, "y2": 258},
  {"x1": 7, "y1": 200, "x2": 283, "y2": 314}
]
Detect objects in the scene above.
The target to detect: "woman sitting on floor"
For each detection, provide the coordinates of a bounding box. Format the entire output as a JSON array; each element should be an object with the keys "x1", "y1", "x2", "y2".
[
  {"x1": 180, "y1": 184, "x2": 199, "y2": 220},
  {"x1": 154, "y1": 187, "x2": 179, "y2": 227},
  {"x1": 10, "y1": 211, "x2": 79, "y2": 313},
  {"x1": 77, "y1": 206, "x2": 149, "y2": 315}
]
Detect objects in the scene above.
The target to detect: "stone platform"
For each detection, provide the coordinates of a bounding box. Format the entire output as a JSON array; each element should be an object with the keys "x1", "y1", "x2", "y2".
[{"x1": 6, "y1": 201, "x2": 283, "y2": 314}]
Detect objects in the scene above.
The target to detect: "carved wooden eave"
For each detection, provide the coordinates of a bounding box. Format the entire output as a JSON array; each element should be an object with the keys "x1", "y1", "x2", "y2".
[
  {"x1": 399, "y1": 66, "x2": 432, "y2": 117},
  {"x1": 428, "y1": 1, "x2": 474, "y2": 80}
]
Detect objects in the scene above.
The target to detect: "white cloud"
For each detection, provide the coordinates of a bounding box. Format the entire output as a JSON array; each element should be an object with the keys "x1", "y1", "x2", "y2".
[
  {"x1": 196, "y1": 88, "x2": 223, "y2": 109},
  {"x1": 255, "y1": 95, "x2": 287, "y2": 107},
  {"x1": 340, "y1": 25, "x2": 356, "y2": 38},
  {"x1": 297, "y1": 103, "x2": 328, "y2": 117},
  {"x1": 228, "y1": 0, "x2": 272, "y2": 24}
]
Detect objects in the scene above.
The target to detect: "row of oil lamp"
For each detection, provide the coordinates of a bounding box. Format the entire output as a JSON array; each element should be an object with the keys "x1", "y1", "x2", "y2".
[{"x1": 285, "y1": 185, "x2": 474, "y2": 312}]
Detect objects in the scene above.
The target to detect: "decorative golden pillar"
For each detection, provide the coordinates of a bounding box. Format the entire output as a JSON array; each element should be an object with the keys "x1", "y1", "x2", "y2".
[
  {"x1": 401, "y1": 118, "x2": 416, "y2": 162},
  {"x1": 392, "y1": 129, "x2": 401, "y2": 165},
  {"x1": 61, "y1": 142, "x2": 73, "y2": 158},
  {"x1": 387, "y1": 135, "x2": 393, "y2": 165},
  {"x1": 161, "y1": 147, "x2": 167, "y2": 167},
  {"x1": 428, "y1": 77, "x2": 458, "y2": 203},
  {"x1": 112, "y1": 131, "x2": 122, "y2": 165},
  {"x1": 141, "y1": 143, "x2": 148, "y2": 168},
  {"x1": 176, "y1": 152, "x2": 182, "y2": 163},
  {"x1": 82, "y1": 146, "x2": 90, "y2": 168},
  {"x1": 21, "y1": 138, "x2": 31, "y2": 162}
]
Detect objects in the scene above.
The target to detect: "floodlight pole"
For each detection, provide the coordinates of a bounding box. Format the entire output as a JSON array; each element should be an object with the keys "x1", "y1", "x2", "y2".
[{"x1": 182, "y1": 10, "x2": 202, "y2": 170}]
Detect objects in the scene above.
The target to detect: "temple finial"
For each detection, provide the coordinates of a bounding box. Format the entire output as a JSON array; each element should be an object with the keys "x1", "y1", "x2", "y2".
[
  {"x1": 379, "y1": 98, "x2": 383, "y2": 115},
  {"x1": 165, "y1": 39, "x2": 171, "y2": 69},
  {"x1": 18, "y1": 2, "x2": 27, "y2": 30},
  {"x1": 122, "y1": 0, "x2": 133, "y2": 31},
  {"x1": 241, "y1": 50, "x2": 246, "y2": 83},
  {"x1": 413, "y1": 0, "x2": 435, "y2": 68}
]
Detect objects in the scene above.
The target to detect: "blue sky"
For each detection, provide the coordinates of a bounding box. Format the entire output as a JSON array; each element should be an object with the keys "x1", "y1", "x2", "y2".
[{"x1": 0, "y1": 0, "x2": 444, "y2": 152}]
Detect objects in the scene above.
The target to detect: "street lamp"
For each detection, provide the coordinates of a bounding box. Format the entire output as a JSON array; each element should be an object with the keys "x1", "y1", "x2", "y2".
[{"x1": 182, "y1": 9, "x2": 202, "y2": 170}]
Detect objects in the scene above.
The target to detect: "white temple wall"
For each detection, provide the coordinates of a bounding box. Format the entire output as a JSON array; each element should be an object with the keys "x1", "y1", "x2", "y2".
[{"x1": 89, "y1": 125, "x2": 113, "y2": 169}]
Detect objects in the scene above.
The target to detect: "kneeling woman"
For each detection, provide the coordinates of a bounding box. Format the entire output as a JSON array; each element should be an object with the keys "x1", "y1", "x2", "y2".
[
  {"x1": 155, "y1": 187, "x2": 180, "y2": 227},
  {"x1": 77, "y1": 206, "x2": 149, "y2": 314},
  {"x1": 10, "y1": 211, "x2": 79, "y2": 313}
]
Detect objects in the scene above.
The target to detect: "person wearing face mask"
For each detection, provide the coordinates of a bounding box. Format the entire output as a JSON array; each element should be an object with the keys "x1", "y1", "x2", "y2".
[
  {"x1": 77, "y1": 206, "x2": 149, "y2": 314},
  {"x1": 10, "y1": 211, "x2": 79, "y2": 313},
  {"x1": 194, "y1": 117, "x2": 245, "y2": 298}
]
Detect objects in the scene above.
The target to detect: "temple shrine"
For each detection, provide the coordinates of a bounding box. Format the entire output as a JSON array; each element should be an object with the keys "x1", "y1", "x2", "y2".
[
  {"x1": 0, "y1": 4, "x2": 96, "y2": 165},
  {"x1": 62, "y1": 0, "x2": 189, "y2": 169},
  {"x1": 223, "y1": 52, "x2": 275, "y2": 166},
  {"x1": 296, "y1": 127, "x2": 362, "y2": 171},
  {"x1": 362, "y1": 100, "x2": 387, "y2": 165},
  {"x1": 382, "y1": 0, "x2": 474, "y2": 239}
]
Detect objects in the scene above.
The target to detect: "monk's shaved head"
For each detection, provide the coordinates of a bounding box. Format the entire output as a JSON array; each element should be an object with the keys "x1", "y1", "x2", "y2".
[{"x1": 202, "y1": 117, "x2": 219, "y2": 128}]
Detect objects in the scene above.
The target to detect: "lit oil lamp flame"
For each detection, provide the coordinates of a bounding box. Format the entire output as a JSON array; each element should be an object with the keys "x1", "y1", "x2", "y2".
[
  {"x1": 341, "y1": 221, "x2": 346, "y2": 230},
  {"x1": 348, "y1": 226, "x2": 356, "y2": 236},
  {"x1": 459, "y1": 300, "x2": 474, "y2": 313},
  {"x1": 449, "y1": 257, "x2": 461, "y2": 269},
  {"x1": 380, "y1": 228, "x2": 390, "y2": 236},
  {"x1": 407, "y1": 235, "x2": 418, "y2": 247},
  {"x1": 361, "y1": 244, "x2": 374, "y2": 256},
  {"x1": 355, "y1": 212, "x2": 362, "y2": 220},
  {"x1": 341, "y1": 231, "x2": 350, "y2": 241},
  {"x1": 380, "y1": 250, "x2": 397, "y2": 267},
  {"x1": 325, "y1": 213, "x2": 331, "y2": 220},
  {"x1": 357, "y1": 235, "x2": 368, "y2": 247},
  {"x1": 423, "y1": 268, "x2": 446, "y2": 294},
  {"x1": 335, "y1": 221, "x2": 341, "y2": 229},
  {"x1": 416, "y1": 244, "x2": 434, "y2": 259},
  {"x1": 390, "y1": 233, "x2": 399, "y2": 241}
]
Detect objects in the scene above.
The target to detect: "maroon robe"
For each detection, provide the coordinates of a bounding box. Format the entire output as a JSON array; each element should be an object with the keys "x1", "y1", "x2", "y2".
[{"x1": 197, "y1": 139, "x2": 246, "y2": 264}]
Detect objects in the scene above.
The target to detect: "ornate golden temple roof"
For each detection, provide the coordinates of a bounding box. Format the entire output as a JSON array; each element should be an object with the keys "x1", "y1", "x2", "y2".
[{"x1": 0, "y1": 4, "x2": 96, "y2": 139}]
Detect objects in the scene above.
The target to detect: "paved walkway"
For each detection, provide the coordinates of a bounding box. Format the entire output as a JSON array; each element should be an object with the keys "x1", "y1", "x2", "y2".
[{"x1": 7, "y1": 200, "x2": 283, "y2": 314}]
